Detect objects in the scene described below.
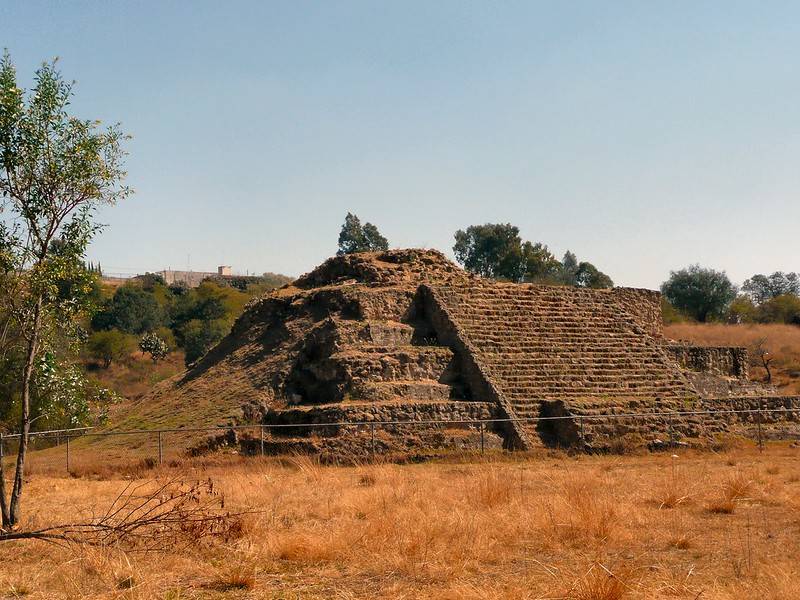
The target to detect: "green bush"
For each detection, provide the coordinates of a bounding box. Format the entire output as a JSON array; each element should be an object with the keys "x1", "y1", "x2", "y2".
[{"x1": 87, "y1": 330, "x2": 137, "y2": 368}]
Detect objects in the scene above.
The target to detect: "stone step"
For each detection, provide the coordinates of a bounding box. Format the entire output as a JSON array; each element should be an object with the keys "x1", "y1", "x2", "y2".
[{"x1": 353, "y1": 379, "x2": 453, "y2": 402}]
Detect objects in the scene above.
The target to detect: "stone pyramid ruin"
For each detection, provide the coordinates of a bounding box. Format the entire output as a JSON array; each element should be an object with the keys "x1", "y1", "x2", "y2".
[{"x1": 128, "y1": 249, "x2": 797, "y2": 457}]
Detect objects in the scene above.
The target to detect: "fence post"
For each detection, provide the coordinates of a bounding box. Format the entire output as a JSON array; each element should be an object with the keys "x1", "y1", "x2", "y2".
[
  {"x1": 66, "y1": 435, "x2": 70, "y2": 473},
  {"x1": 260, "y1": 425, "x2": 265, "y2": 457},
  {"x1": 669, "y1": 414, "x2": 675, "y2": 447},
  {"x1": 580, "y1": 416, "x2": 585, "y2": 446},
  {"x1": 480, "y1": 422, "x2": 485, "y2": 455},
  {"x1": 757, "y1": 403, "x2": 764, "y2": 452},
  {"x1": 0, "y1": 433, "x2": 4, "y2": 462},
  {"x1": 370, "y1": 423, "x2": 375, "y2": 460},
  {"x1": 158, "y1": 431, "x2": 163, "y2": 466}
]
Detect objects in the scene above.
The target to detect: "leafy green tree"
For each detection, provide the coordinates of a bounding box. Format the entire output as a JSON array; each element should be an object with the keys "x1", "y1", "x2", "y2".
[
  {"x1": 559, "y1": 251, "x2": 579, "y2": 284},
  {"x1": 521, "y1": 241, "x2": 561, "y2": 283},
  {"x1": 139, "y1": 331, "x2": 169, "y2": 363},
  {"x1": 573, "y1": 261, "x2": 614, "y2": 288},
  {"x1": 92, "y1": 285, "x2": 165, "y2": 334},
  {"x1": 453, "y1": 224, "x2": 610, "y2": 287},
  {"x1": 362, "y1": 222, "x2": 389, "y2": 252},
  {"x1": 337, "y1": 212, "x2": 389, "y2": 254},
  {"x1": 88, "y1": 330, "x2": 136, "y2": 368},
  {"x1": 661, "y1": 298, "x2": 685, "y2": 324},
  {"x1": 453, "y1": 223, "x2": 527, "y2": 280},
  {"x1": 727, "y1": 295, "x2": 757, "y2": 323},
  {"x1": 660, "y1": 265, "x2": 737, "y2": 322},
  {"x1": 742, "y1": 272, "x2": 800, "y2": 304},
  {"x1": 0, "y1": 53, "x2": 129, "y2": 527}
]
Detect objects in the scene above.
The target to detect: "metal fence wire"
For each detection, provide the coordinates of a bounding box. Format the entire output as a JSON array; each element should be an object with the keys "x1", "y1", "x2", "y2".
[{"x1": 1, "y1": 406, "x2": 799, "y2": 473}]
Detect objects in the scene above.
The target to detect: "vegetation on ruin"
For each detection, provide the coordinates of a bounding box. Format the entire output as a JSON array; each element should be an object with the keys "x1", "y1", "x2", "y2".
[{"x1": 337, "y1": 212, "x2": 390, "y2": 255}]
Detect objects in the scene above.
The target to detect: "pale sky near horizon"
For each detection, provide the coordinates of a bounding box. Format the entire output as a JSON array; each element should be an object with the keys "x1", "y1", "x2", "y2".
[{"x1": 1, "y1": 1, "x2": 799, "y2": 289}]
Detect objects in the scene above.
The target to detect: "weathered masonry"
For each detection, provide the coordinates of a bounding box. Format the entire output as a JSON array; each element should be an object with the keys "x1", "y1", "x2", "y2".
[{"x1": 153, "y1": 249, "x2": 793, "y2": 456}]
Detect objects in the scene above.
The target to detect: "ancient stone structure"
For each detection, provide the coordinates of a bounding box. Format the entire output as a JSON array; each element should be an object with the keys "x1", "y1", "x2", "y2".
[{"x1": 140, "y1": 249, "x2": 794, "y2": 456}]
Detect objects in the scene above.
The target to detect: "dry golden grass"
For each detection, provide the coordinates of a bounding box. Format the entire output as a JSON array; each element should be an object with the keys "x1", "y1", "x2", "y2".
[
  {"x1": 4, "y1": 446, "x2": 800, "y2": 598},
  {"x1": 85, "y1": 351, "x2": 185, "y2": 402},
  {"x1": 665, "y1": 322, "x2": 800, "y2": 394}
]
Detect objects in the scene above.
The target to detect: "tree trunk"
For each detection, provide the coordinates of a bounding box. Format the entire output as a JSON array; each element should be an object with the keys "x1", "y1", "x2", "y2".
[
  {"x1": 0, "y1": 435, "x2": 9, "y2": 528},
  {"x1": 8, "y1": 299, "x2": 42, "y2": 527}
]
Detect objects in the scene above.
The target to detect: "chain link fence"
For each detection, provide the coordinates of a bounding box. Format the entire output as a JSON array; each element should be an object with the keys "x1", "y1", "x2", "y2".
[{"x1": 2, "y1": 406, "x2": 800, "y2": 474}]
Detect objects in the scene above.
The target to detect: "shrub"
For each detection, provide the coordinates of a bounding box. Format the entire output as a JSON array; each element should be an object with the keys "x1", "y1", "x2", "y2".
[
  {"x1": 87, "y1": 330, "x2": 136, "y2": 368},
  {"x1": 139, "y1": 332, "x2": 169, "y2": 363}
]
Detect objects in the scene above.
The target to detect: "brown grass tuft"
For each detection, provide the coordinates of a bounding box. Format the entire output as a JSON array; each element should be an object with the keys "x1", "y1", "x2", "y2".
[
  {"x1": 706, "y1": 497, "x2": 737, "y2": 514},
  {"x1": 471, "y1": 465, "x2": 514, "y2": 508},
  {"x1": 211, "y1": 561, "x2": 257, "y2": 591},
  {"x1": 568, "y1": 564, "x2": 628, "y2": 600}
]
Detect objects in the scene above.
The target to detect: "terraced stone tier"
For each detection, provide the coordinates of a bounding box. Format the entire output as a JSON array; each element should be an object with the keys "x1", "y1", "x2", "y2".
[
  {"x1": 287, "y1": 344, "x2": 457, "y2": 404},
  {"x1": 264, "y1": 399, "x2": 499, "y2": 437},
  {"x1": 426, "y1": 282, "x2": 697, "y2": 446}
]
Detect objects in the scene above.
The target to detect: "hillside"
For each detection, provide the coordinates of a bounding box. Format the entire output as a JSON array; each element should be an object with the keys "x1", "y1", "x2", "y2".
[{"x1": 97, "y1": 249, "x2": 470, "y2": 451}]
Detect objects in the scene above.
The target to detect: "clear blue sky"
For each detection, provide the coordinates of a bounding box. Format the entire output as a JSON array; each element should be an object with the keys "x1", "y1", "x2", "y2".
[{"x1": 2, "y1": 1, "x2": 799, "y2": 288}]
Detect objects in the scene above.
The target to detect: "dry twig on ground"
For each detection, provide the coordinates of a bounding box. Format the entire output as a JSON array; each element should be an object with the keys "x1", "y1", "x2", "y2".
[{"x1": 0, "y1": 477, "x2": 249, "y2": 551}]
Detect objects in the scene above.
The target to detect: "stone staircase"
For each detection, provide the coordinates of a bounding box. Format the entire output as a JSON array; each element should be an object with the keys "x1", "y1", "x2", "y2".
[{"x1": 424, "y1": 282, "x2": 697, "y2": 447}]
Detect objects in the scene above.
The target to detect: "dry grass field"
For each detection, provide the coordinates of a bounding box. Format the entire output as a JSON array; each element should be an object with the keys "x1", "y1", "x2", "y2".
[
  {"x1": 665, "y1": 323, "x2": 800, "y2": 394},
  {"x1": 3, "y1": 445, "x2": 800, "y2": 599}
]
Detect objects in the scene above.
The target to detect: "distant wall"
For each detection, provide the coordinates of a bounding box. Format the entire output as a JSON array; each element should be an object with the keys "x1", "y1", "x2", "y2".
[
  {"x1": 666, "y1": 344, "x2": 749, "y2": 379},
  {"x1": 159, "y1": 270, "x2": 216, "y2": 288}
]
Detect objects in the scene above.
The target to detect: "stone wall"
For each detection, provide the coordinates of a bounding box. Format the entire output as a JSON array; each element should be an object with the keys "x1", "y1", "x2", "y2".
[
  {"x1": 666, "y1": 344, "x2": 749, "y2": 378},
  {"x1": 610, "y1": 288, "x2": 663, "y2": 338},
  {"x1": 263, "y1": 400, "x2": 500, "y2": 436}
]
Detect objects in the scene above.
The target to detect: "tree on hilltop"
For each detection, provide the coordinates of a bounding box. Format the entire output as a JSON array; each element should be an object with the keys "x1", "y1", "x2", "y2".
[
  {"x1": 573, "y1": 261, "x2": 614, "y2": 289},
  {"x1": 0, "y1": 52, "x2": 130, "y2": 527},
  {"x1": 337, "y1": 213, "x2": 389, "y2": 255},
  {"x1": 453, "y1": 223, "x2": 528, "y2": 280},
  {"x1": 452, "y1": 224, "x2": 612, "y2": 287},
  {"x1": 660, "y1": 265, "x2": 736, "y2": 322}
]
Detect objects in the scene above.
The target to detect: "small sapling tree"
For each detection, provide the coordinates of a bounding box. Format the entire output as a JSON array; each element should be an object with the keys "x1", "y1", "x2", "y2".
[
  {"x1": 0, "y1": 52, "x2": 129, "y2": 528},
  {"x1": 139, "y1": 331, "x2": 169, "y2": 363},
  {"x1": 752, "y1": 337, "x2": 774, "y2": 384}
]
